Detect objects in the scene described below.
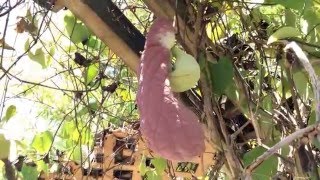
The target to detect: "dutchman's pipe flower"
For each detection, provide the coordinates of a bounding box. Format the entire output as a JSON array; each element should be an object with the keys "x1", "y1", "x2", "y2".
[{"x1": 137, "y1": 18, "x2": 205, "y2": 161}]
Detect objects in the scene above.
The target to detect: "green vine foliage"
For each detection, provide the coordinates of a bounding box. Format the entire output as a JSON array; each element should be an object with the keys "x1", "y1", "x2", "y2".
[{"x1": 0, "y1": 0, "x2": 320, "y2": 179}]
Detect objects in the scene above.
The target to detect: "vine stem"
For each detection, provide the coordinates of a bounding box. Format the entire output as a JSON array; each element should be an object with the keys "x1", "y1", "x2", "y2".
[
  {"x1": 244, "y1": 41, "x2": 320, "y2": 178},
  {"x1": 244, "y1": 123, "x2": 320, "y2": 178},
  {"x1": 284, "y1": 42, "x2": 320, "y2": 122}
]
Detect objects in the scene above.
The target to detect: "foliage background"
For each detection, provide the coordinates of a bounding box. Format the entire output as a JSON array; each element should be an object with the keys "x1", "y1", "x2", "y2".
[{"x1": 0, "y1": 0, "x2": 320, "y2": 179}]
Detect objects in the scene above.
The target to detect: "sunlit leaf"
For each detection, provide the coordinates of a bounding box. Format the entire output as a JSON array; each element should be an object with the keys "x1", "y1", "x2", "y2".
[
  {"x1": 139, "y1": 155, "x2": 148, "y2": 176},
  {"x1": 85, "y1": 63, "x2": 99, "y2": 85},
  {"x1": 36, "y1": 160, "x2": 48, "y2": 172},
  {"x1": 68, "y1": 145, "x2": 82, "y2": 163},
  {"x1": 206, "y1": 23, "x2": 225, "y2": 41},
  {"x1": 60, "y1": 121, "x2": 73, "y2": 139},
  {"x1": 151, "y1": 157, "x2": 167, "y2": 174},
  {"x1": 25, "y1": 40, "x2": 50, "y2": 68},
  {"x1": 145, "y1": 170, "x2": 162, "y2": 180},
  {"x1": 31, "y1": 131, "x2": 53, "y2": 154},
  {"x1": 169, "y1": 47, "x2": 200, "y2": 92},
  {"x1": 72, "y1": 128, "x2": 80, "y2": 141},
  {"x1": 64, "y1": 12, "x2": 90, "y2": 44},
  {"x1": 53, "y1": 138, "x2": 68, "y2": 151},
  {"x1": 86, "y1": 36, "x2": 106, "y2": 50},
  {"x1": 0, "y1": 134, "x2": 10, "y2": 159},
  {"x1": 2, "y1": 105, "x2": 17, "y2": 122},
  {"x1": 267, "y1": 26, "x2": 301, "y2": 44}
]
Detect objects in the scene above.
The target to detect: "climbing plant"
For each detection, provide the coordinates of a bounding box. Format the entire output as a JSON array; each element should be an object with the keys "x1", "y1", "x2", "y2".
[{"x1": 0, "y1": 0, "x2": 320, "y2": 179}]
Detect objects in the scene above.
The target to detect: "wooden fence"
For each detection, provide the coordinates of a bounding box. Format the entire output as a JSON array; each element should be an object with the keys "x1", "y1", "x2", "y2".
[{"x1": 39, "y1": 128, "x2": 216, "y2": 179}]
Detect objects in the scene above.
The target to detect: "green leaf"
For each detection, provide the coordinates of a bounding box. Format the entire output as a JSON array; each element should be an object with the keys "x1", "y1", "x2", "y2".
[
  {"x1": 243, "y1": 146, "x2": 278, "y2": 179},
  {"x1": 271, "y1": 0, "x2": 306, "y2": 10},
  {"x1": 31, "y1": 131, "x2": 53, "y2": 154},
  {"x1": 0, "y1": 134, "x2": 10, "y2": 159},
  {"x1": 24, "y1": 39, "x2": 30, "y2": 51},
  {"x1": 209, "y1": 57, "x2": 234, "y2": 95},
  {"x1": 145, "y1": 170, "x2": 162, "y2": 180},
  {"x1": 206, "y1": 22, "x2": 225, "y2": 40},
  {"x1": 64, "y1": 12, "x2": 90, "y2": 44},
  {"x1": 86, "y1": 36, "x2": 106, "y2": 50},
  {"x1": 285, "y1": 9, "x2": 296, "y2": 26},
  {"x1": 77, "y1": 99, "x2": 99, "y2": 116},
  {"x1": 24, "y1": 39, "x2": 50, "y2": 68},
  {"x1": 36, "y1": 160, "x2": 48, "y2": 172},
  {"x1": 309, "y1": 110, "x2": 316, "y2": 125},
  {"x1": 60, "y1": 121, "x2": 74, "y2": 139},
  {"x1": 85, "y1": 63, "x2": 99, "y2": 85},
  {"x1": 262, "y1": 95, "x2": 273, "y2": 112},
  {"x1": 2, "y1": 105, "x2": 17, "y2": 122},
  {"x1": 151, "y1": 157, "x2": 167, "y2": 174},
  {"x1": 54, "y1": 139, "x2": 68, "y2": 152},
  {"x1": 267, "y1": 26, "x2": 301, "y2": 44},
  {"x1": 21, "y1": 164, "x2": 39, "y2": 180},
  {"x1": 169, "y1": 47, "x2": 200, "y2": 92},
  {"x1": 68, "y1": 145, "x2": 82, "y2": 163},
  {"x1": 139, "y1": 155, "x2": 148, "y2": 176},
  {"x1": 293, "y1": 71, "x2": 310, "y2": 101}
]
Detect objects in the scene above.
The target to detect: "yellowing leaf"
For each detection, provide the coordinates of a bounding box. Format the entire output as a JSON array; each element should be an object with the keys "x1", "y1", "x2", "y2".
[
  {"x1": 2, "y1": 105, "x2": 17, "y2": 122},
  {"x1": 0, "y1": 134, "x2": 10, "y2": 159},
  {"x1": 169, "y1": 47, "x2": 200, "y2": 92},
  {"x1": 206, "y1": 23, "x2": 225, "y2": 40},
  {"x1": 267, "y1": 26, "x2": 301, "y2": 44},
  {"x1": 85, "y1": 63, "x2": 99, "y2": 85},
  {"x1": 31, "y1": 131, "x2": 53, "y2": 154},
  {"x1": 151, "y1": 157, "x2": 167, "y2": 174}
]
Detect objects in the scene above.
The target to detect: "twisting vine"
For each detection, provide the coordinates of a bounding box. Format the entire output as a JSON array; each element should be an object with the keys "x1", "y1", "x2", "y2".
[{"x1": 284, "y1": 42, "x2": 320, "y2": 123}]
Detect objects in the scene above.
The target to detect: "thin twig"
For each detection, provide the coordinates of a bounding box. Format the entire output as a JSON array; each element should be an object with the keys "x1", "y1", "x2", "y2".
[
  {"x1": 284, "y1": 42, "x2": 320, "y2": 123},
  {"x1": 244, "y1": 122, "x2": 320, "y2": 176}
]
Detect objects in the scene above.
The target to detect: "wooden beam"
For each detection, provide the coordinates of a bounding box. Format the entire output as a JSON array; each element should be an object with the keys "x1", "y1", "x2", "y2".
[{"x1": 35, "y1": 0, "x2": 143, "y2": 73}]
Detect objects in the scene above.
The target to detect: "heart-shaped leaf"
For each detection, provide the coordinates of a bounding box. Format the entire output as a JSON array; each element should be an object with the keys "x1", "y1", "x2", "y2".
[
  {"x1": 267, "y1": 26, "x2": 301, "y2": 44},
  {"x1": 169, "y1": 47, "x2": 200, "y2": 92},
  {"x1": 31, "y1": 131, "x2": 53, "y2": 154},
  {"x1": 85, "y1": 63, "x2": 99, "y2": 85},
  {"x1": 0, "y1": 134, "x2": 10, "y2": 159}
]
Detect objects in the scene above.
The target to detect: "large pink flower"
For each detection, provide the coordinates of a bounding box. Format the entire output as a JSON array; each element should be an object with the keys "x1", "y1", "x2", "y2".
[{"x1": 137, "y1": 18, "x2": 205, "y2": 161}]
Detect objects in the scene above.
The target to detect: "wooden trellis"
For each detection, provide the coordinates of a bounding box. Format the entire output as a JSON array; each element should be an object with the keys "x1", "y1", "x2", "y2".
[{"x1": 39, "y1": 128, "x2": 216, "y2": 179}]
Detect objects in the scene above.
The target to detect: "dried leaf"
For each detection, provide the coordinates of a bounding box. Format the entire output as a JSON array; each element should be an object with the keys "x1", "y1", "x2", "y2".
[
  {"x1": 0, "y1": 38, "x2": 15, "y2": 50},
  {"x1": 15, "y1": 18, "x2": 37, "y2": 34}
]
